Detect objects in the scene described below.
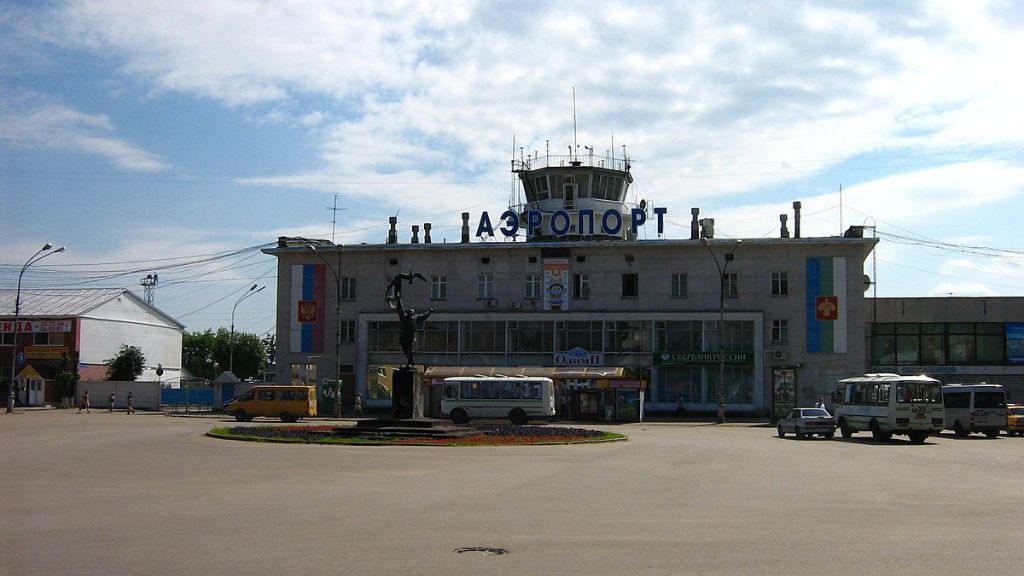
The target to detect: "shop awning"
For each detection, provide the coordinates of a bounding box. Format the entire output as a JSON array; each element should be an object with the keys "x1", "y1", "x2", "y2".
[{"x1": 421, "y1": 366, "x2": 625, "y2": 379}]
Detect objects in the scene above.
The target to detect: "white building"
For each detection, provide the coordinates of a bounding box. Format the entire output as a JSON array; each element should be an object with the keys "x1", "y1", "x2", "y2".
[
  {"x1": 1, "y1": 288, "x2": 184, "y2": 406},
  {"x1": 264, "y1": 147, "x2": 877, "y2": 420}
]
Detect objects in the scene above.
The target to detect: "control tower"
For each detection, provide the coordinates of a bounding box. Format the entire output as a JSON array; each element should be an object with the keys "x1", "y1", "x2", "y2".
[{"x1": 511, "y1": 145, "x2": 641, "y2": 242}]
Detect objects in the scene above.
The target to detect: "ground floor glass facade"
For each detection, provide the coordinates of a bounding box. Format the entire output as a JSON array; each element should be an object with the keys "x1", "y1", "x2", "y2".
[{"x1": 365, "y1": 316, "x2": 761, "y2": 412}]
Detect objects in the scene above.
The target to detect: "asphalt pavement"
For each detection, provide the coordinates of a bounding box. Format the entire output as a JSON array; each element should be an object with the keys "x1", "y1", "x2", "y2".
[{"x1": 2, "y1": 410, "x2": 1021, "y2": 575}]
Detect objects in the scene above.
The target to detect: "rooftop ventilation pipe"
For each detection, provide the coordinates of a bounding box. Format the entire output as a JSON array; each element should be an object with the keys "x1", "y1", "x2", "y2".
[
  {"x1": 388, "y1": 217, "x2": 398, "y2": 244},
  {"x1": 690, "y1": 208, "x2": 700, "y2": 240},
  {"x1": 461, "y1": 213, "x2": 470, "y2": 243},
  {"x1": 793, "y1": 201, "x2": 802, "y2": 239},
  {"x1": 424, "y1": 223, "x2": 432, "y2": 244},
  {"x1": 411, "y1": 225, "x2": 420, "y2": 244},
  {"x1": 700, "y1": 218, "x2": 715, "y2": 239},
  {"x1": 780, "y1": 214, "x2": 790, "y2": 238}
]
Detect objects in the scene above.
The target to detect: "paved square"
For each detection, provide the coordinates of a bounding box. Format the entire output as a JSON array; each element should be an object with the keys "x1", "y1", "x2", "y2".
[{"x1": 2, "y1": 411, "x2": 1021, "y2": 575}]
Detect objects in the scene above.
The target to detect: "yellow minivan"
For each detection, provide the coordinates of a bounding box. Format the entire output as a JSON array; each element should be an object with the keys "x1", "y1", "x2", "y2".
[{"x1": 223, "y1": 385, "x2": 317, "y2": 423}]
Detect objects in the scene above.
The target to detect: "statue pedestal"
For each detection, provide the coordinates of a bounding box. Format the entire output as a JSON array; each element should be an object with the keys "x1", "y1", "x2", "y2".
[{"x1": 392, "y1": 366, "x2": 422, "y2": 419}]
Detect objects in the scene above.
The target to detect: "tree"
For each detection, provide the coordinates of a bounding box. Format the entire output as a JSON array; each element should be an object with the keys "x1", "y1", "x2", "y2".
[
  {"x1": 55, "y1": 352, "x2": 81, "y2": 402},
  {"x1": 106, "y1": 345, "x2": 146, "y2": 381},
  {"x1": 183, "y1": 330, "x2": 218, "y2": 380},
  {"x1": 261, "y1": 333, "x2": 276, "y2": 371},
  {"x1": 182, "y1": 329, "x2": 268, "y2": 381}
]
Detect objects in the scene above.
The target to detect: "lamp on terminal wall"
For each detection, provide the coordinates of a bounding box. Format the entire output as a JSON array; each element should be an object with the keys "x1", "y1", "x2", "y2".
[
  {"x1": 8, "y1": 243, "x2": 65, "y2": 413},
  {"x1": 701, "y1": 238, "x2": 740, "y2": 424}
]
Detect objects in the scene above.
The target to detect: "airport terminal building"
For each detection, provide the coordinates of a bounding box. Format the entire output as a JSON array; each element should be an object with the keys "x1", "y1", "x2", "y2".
[
  {"x1": 867, "y1": 297, "x2": 1024, "y2": 401},
  {"x1": 264, "y1": 150, "x2": 878, "y2": 419}
]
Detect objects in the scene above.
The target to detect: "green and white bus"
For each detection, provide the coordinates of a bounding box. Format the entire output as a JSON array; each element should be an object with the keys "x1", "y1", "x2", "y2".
[
  {"x1": 441, "y1": 376, "x2": 556, "y2": 425},
  {"x1": 833, "y1": 373, "x2": 944, "y2": 443}
]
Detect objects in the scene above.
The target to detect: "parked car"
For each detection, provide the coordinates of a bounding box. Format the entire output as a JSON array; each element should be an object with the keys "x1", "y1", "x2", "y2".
[
  {"x1": 778, "y1": 408, "x2": 836, "y2": 439},
  {"x1": 1007, "y1": 404, "x2": 1024, "y2": 436}
]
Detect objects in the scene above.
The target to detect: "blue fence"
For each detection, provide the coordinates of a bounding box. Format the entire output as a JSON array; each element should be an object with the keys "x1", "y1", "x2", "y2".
[{"x1": 160, "y1": 388, "x2": 214, "y2": 410}]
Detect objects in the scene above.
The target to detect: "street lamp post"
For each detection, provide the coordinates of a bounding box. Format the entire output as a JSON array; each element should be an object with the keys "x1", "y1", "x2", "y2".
[
  {"x1": 309, "y1": 244, "x2": 343, "y2": 412},
  {"x1": 701, "y1": 238, "x2": 740, "y2": 424},
  {"x1": 8, "y1": 243, "x2": 66, "y2": 413},
  {"x1": 229, "y1": 284, "x2": 265, "y2": 374}
]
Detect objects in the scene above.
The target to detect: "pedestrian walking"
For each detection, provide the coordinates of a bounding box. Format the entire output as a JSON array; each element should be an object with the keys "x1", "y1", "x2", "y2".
[
  {"x1": 80, "y1": 390, "x2": 90, "y2": 413},
  {"x1": 108, "y1": 391, "x2": 116, "y2": 412},
  {"x1": 126, "y1": 391, "x2": 135, "y2": 415},
  {"x1": 815, "y1": 397, "x2": 826, "y2": 410}
]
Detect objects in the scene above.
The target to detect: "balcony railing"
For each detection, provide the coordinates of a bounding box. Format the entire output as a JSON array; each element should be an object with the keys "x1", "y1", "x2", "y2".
[{"x1": 513, "y1": 153, "x2": 629, "y2": 173}]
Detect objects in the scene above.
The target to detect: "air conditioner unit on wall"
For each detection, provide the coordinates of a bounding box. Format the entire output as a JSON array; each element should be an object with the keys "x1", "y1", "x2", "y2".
[{"x1": 772, "y1": 349, "x2": 788, "y2": 361}]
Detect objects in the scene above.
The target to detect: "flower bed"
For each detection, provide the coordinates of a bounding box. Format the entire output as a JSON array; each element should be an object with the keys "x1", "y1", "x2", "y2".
[{"x1": 208, "y1": 423, "x2": 625, "y2": 446}]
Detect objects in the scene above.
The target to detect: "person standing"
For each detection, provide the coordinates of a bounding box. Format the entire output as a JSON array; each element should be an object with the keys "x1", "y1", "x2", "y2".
[
  {"x1": 126, "y1": 391, "x2": 135, "y2": 415},
  {"x1": 108, "y1": 391, "x2": 116, "y2": 412},
  {"x1": 815, "y1": 397, "x2": 826, "y2": 410},
  {"x1": 80, "y1": 390, "x2": 90, "y2": 413},
  {"x1": 353, "y1": 392, "x2": 363, "y2": 416}
]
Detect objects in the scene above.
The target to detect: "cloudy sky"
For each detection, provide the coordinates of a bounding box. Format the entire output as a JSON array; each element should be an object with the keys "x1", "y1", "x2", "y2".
[{"x1": 3, "y1": 0, "x2": 1024, "y2": 335}]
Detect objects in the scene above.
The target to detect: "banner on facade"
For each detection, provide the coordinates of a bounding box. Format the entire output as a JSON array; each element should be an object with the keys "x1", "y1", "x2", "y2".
[
  {"x1": 806, "y1": 256, "x2": 847, "y2": 353},
  {"x1": 555, "y1": 347, "x2": 604, "y2": 366},
  {"x1": 653, "y1": 352, "x2": 754, "y2": 366},
  {"x1": 1, "y1": 319, "x2": 73, "y2": 334},
  {"x1": 543, "y1": 258, "x2": 569, "y2": 311},
  {"x1": 290, "y1": 264, "x2": 325, "y2": 353},
  {"x1": 1008, "y1": 323, "x2": 1024, "y2": 365},
  {"x1": 25, "y1": 346, "x2": 69, "y2": 360}
]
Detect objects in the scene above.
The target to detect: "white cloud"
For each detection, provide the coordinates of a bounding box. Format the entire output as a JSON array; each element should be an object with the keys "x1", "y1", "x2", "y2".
[
  {"x1": 928, "y1": 281, "x2": 999, "y2": 297},
  {"x1": 12, "y1": 0, "x2": 1020, "y2": 206},
  {"x1": 300, "y1": 111, "x2": 327, "y2": 127},
  {"x1": 6, "y1": 0, "x2": 1024, "y2": 307},
  {"x1": 41, "y1": 1, "x2": 469, "y2": 106},
  {"x1": 0, "y1": 91, "x2": 168, "y2": 172}
]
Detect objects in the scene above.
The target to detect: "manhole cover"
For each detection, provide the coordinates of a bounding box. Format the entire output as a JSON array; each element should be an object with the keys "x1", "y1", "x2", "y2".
[{"x1": 453, "y1": 547, "x2": 509, "y2": 556}]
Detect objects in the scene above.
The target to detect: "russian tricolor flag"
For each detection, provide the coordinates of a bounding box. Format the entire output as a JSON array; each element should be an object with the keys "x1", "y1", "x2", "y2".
[{"x1": 291, "y1": 264, "x2": 325, "y2": 353}]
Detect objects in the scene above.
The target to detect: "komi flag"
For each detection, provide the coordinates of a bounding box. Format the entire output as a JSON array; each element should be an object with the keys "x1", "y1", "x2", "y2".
[{"x1": 806, "y1": 256, "x2": 847, "y2": 353}]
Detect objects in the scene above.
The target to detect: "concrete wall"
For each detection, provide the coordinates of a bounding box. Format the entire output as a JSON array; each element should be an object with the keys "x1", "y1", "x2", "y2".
[{"x1": 74, "y1": 380, "x2": 161, "y2": 411}]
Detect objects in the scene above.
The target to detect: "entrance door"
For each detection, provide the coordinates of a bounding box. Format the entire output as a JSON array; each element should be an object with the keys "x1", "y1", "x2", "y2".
[
  {"x1": 27, "y1": 379, "x2": 42, "y2": 406},
  {"x1": 576, "y1": 391, "x2": 600, "y2": 420}
]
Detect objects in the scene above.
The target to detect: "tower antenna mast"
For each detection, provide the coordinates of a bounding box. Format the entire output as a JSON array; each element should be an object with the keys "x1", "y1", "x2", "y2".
[
  {"x1": 328, "y1": 193, "x2": 345, "y2": 244},
  {"x1": 572, "y1": 87, "x2": 578, "y2": 162}
]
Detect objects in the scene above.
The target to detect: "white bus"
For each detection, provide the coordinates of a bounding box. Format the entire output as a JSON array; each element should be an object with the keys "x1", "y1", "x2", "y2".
[
  {"x1": 833, "y1": 374, "x2": 944, "y2": 443},
  {"x1": 441, "y1": 376, "x2": 556, "y2": 425},
  {"x1": 941, "y1": 383, "x2": 1007, "y2": 438}
]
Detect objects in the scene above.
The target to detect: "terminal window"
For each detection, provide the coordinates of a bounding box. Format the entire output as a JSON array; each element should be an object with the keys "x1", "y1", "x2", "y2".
[
  {"x1": 671, "y1": 273, "x2": 688, "y2": 298},
  {"x1": 871, "y1": 322, "x2": 1006, "y2": 366},
  {"x1": 431, "y1": 275, "x2": 447, "y2": 300},
  {"x1": 622, "y1": 273, "x2": 638, "y2": 298},
  {"x1": 771, "y1": 272, "x2": 788, "y2": 296}
]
